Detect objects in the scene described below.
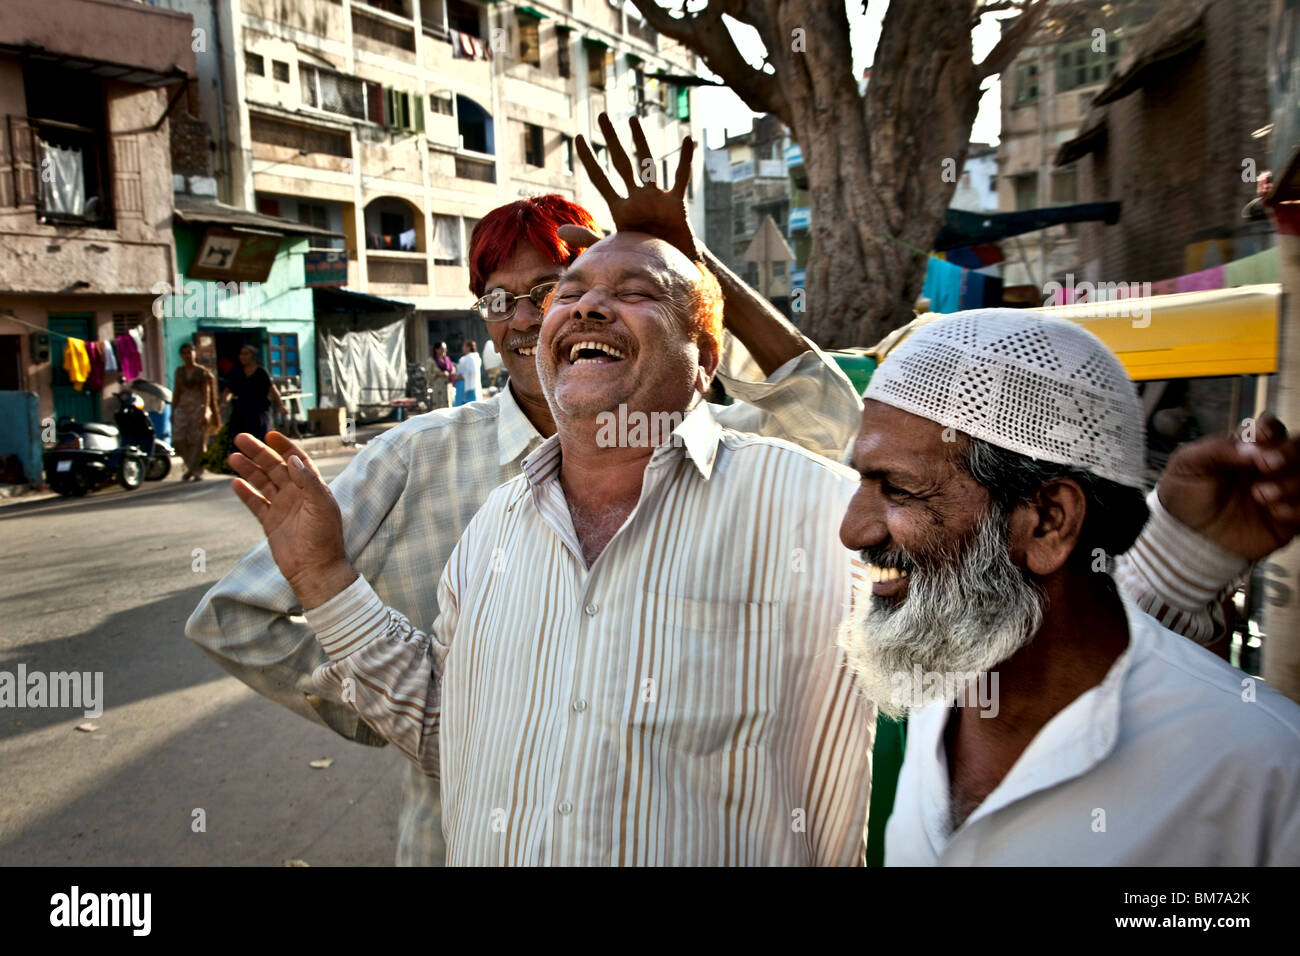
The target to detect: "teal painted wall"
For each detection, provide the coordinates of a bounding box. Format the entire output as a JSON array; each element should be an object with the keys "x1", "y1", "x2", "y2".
[{"x1": 161, "y1": 228, "x2": 318, "y2": 410}]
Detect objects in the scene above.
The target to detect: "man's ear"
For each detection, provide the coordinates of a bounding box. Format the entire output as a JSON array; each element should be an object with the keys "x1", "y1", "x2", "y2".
[
  {"x1": 1006, "y1": 478, "x2": 1088, "y2": 576},
  {"x1": 695, "y1": 335, "x2": 720, "y2": 394}
]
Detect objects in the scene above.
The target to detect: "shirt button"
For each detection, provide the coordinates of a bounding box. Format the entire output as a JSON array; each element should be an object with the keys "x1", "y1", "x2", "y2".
[
  {"x1": 557, "y1": 800, "x2": 573, "y2": 815},
  {"x1": 584, "y1": 602, "x2": 598, "y2": 616},
  {"x1": 572, "y1": 698, "x2": 587, "y2": 712}
]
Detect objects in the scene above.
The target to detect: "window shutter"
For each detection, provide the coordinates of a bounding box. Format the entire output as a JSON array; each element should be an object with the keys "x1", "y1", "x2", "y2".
[
  {"x1": 383, "y1": 87, "x2": 395, "y2": 128},
  {"x1": 414, "y1": 94, "x2": 425, "y2": 134},
  {"x1": 7, "y1": 116, "x2": 38, "y2": 207},
  {"x1": 401, "y1": 92, "x2": 412, "y2": 130},
  {"x1": 366, "y1": 81, "x2": 384, "y2": 124}
]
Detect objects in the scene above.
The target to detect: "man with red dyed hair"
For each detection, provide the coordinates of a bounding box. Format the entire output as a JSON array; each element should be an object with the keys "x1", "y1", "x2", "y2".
[{"x1": 187, "y1": 116, "x2": 863, "y2": 865}]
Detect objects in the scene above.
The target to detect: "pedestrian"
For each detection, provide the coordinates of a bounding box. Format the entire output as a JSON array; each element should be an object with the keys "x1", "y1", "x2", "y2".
[
  {"x1": 172, "y1": 342, "x2": 220, "y2": 481},
  {"x1": 424, "y1": 343, "x2": 454, "y2": 410},
  {"x1": 221, "y1": 344, "x2": 287, "y2": 443},
  {"x1": 837, "y1": 310, "x2": 1300, "y2": 865},
  {"x1": 454, "y1": 340, "x2": 481, "y2": 406},
  {"x1": 188, "y1": 116, "x2": 865, "y2": 866}
]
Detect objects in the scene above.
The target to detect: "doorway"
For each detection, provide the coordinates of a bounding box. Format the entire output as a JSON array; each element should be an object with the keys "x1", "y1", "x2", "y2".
[
  {"x1": 0, "y1": 335, "x2": 21, "y2": 391},
  {"x1": 209, "y1": 329, "x2": 265, "y2": 388},
  {"x1": 48, "y1": 314, "x2": 99, "y2": 423}
]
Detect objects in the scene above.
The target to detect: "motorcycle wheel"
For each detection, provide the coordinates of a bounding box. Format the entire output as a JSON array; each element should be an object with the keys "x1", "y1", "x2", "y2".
[
  {"x1": 60, "y1": 470, "x2": 91, "y2": 497},
  {"x1": 117, "y1": 456, "x2": 144, "y2": 490},
  {"x1": 145, "y1": 452, "x2": 171, "y2": 481}
]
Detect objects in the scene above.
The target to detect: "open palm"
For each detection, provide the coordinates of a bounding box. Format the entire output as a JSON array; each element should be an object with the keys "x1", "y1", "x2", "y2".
[
  {"x1": 229, "y1": 431, "x2": 354, "y2": 607},
  {"x1": 575, "y1": 112, "x2": 698, "y2": 259}
]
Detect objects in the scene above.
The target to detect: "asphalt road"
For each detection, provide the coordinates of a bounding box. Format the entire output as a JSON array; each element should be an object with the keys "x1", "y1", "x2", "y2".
[{"x1": 0, "y1": 455, "x2": 415, "y2": 866}]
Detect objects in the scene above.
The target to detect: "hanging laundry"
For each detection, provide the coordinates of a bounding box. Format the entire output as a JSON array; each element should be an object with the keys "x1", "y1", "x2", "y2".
[
  {"x1": 128, "y1": 326, "x2": 145, "y2": 361},
  {"x1": 1150, "y1": 278, "x2": 1178, "y2": 296},
  {"x1": 115, "y1": 332, "x2": 142, "y2": 381},
  {"x1": 101, "y1": 339, "x2": 119, "y2": 372},
  {"x1": 1175, "y1": 265, "x2": 1225, "y2": 293},
  {"x1": 63, "y1": 337, "x2": 90, "y2": 391},
  {"x1": 922, "y1": 256, "x2": 966, "y2": 313},
  {"x1": 1223, "y1": 247, "x2": 1279, "y2": 287},
  {"x1": 85, "y1": 341, "x2": 104, "y2": 391}
]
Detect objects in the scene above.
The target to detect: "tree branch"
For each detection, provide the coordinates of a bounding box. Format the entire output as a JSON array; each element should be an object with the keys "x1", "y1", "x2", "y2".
[
  {"x1": 628, "y1": 0, "x2": 792, "y2": 122},
  {"x1": 975, "y1": 0, "x2": 1050, "y2": 79}
]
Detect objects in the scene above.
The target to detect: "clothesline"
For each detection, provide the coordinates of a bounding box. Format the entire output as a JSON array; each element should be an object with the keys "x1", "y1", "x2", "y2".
[{"x1": 1, "y1": 310, "x2": 146, "y2": 391}]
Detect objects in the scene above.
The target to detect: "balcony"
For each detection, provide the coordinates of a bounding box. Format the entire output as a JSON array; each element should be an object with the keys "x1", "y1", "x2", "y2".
[
  {"x1": 352, "y1": 3, "x2": 417, "y2": 58},
  {"x1": 366, "y1": 250, "x2": 427, "y2": 291},
  {"x1": 455, "y1": 153, "x2": 496, "y2": 183}
]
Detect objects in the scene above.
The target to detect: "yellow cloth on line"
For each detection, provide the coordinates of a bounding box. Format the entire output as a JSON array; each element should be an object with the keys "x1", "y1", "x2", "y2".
[{"x1": 63, "y1": 337, "x2": 90, "y2": 392}]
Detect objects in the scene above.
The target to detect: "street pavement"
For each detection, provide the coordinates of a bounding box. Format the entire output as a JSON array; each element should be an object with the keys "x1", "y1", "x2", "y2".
[{"x1": 0, "y1": 452, "x2": 415, "y2": 866}]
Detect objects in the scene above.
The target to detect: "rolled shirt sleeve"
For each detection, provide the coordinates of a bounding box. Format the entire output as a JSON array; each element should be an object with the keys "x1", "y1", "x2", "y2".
[
  {"x1": 713, "y1": 343, "x2": 863, "y2": 461},
  {"x1": 1114, "y1": 489, "x2": 1252, "y2": 645},
  {"x1": 305, "y1": 570, "x2": 455, "y2": 779}
]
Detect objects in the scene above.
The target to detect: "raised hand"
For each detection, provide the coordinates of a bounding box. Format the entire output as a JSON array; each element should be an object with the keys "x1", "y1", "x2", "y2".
[
  {"x1": 229, "y1": 431, "x2": 356, "y2": 609},
  {"x1": 575, "y1": 112, "x2": 698, "y2": 259},
  {"x1": 1158, "y1": 412, "x2": 1300, "y2": 560}
]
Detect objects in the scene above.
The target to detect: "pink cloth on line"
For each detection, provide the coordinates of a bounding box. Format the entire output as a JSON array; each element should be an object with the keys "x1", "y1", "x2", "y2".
[
  {"x1": 1176, "y1": 265, "x2": 1225, "y2": 294},
  {"x1": 115, "y1": 332, "x2": 142, "y2": 381}
]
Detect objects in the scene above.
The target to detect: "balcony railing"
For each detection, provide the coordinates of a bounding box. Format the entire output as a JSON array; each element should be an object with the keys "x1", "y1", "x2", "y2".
[
  {"x1": 367, "y1": 252, "x2": 427, "y2": 286},
  {"x1": 455, "y1": 154, "x2": 496, "y2": 183},
  {"x1": 352, "y1": 4, "x2": 417, "y2": 53}
]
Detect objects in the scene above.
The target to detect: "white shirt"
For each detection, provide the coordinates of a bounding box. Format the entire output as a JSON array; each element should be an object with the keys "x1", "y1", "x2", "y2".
[
  {"x1": 885, "y1": 594, "x2": 1300, "y2": 865},
  {"x1": 305, "y1": 402, "x2": 877, "y2": 866},
  {"x1": 457, "y1": 351, "x2": 482, "y2": 393},
  {"x1": 187, "y1": 348, "x2": 868, "y2": 866}
]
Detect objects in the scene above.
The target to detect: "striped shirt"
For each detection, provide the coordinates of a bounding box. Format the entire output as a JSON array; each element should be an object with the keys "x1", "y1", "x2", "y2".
[
  {"x1": 305, "y1": 402, "x2": 875, "y2": 865},
  {"x1": 185, "y1": 344, "x2": 867, "y2": 866}
]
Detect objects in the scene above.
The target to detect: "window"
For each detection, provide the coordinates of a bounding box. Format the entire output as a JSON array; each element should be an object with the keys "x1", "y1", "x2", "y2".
[
  {"x1": 272, "y1": 60, "x2": 290, "y2": 83},
  {"x1": 562, "y1": 135, "x2": 574, "y2": 175},
  {"x1": 1014, "y1": 172, "x2": 1038, "y2": 211},
  {"x1": 585, "y1": 41, "x2": 609, "y2": 91},
  {"x1": 246, "y1": 52, "x2": 265, "y2": 76},
  {"x1": 383, "y1": 88, "x2": 424, "y2": 132},
  {"x1": 112, "y1": 313, "x2": 141, "y2": 338},
  {"x1": 1014, "y1": 61, "x2": 1039, "y2": 104},
  {"x1": 432, "y1": 214, "x2": 463, "y2": 265},
  {"x1": 675, "y1": 85, "x2": 690, "y2": 120},
  {"x1": 1056, "y1": 37, "x2": 1123, "y2": 93},
  {"x1": 557, "y1": 28, "x2": 572, "y2": 78},
  {"x1": 430, "y1": 93, "x2": 453, "y2": 116},
  {"x1": 268, "y1": 333, "x2": 300, "y2": 379},
  {"x1": 1051, "y1": 169, "x2": 1077, "y2": 204},
  {"x1": 446, "y1": 0, "x2": 482, "y2": 39},
  {"x1": 631, "y1": 61, "x2": 646, "y2": 114},
  {"x1": 300, "y1": 65, "x2": 372, "y2": 121},
  {"x1": 517, "y1": 13, "x2": 541, "y2": 67},
  {"x1": 21, "y1": 63, "x2": 111, "y2": 225},
  {"x1": 773, "y1": 261, "x2": 786, "y2": 278},
  {"x1": 456, "y1": 95, "x2": 494, "y2": 154},
  {"x1": 523, "y1": 123, "x2": 544, "y2": 168},
  {"x1": 298, "y1": 202, "x2": 329, "y2": 231}
]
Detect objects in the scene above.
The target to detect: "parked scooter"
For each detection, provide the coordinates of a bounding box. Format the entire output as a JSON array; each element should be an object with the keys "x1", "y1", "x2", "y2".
[{"x1": 44, "y1": 385, "x2": 174, "y2": 497}]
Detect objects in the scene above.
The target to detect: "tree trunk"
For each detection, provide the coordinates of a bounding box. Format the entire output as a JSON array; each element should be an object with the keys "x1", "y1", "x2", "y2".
[{"x1": 793, "y1": 0, "x2": 983, "y2": 346}]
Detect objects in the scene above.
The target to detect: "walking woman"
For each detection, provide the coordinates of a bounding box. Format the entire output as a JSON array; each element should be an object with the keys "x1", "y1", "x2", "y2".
[
  {"x1": 222, "y1": 344, "x2": 287, "y2": 443},
  {"x1": 172, "y1": 342, "x2": 220, "y2": 481}
]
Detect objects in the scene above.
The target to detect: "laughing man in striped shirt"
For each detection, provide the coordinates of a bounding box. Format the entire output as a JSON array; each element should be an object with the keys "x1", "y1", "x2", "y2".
[{"x1": 228, "y1": 230, "x2": 877, "y2": 864}]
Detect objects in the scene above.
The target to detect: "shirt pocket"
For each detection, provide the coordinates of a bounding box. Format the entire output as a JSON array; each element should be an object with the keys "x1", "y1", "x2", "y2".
[{"x1": 642, "y1": 591, "x2": 785, "y2": 757}]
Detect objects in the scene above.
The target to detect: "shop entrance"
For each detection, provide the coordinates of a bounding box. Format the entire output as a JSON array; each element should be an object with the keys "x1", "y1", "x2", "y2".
[
  {"x1": 48, "y1": 314, "x2": 99, "y2": 423},
  {"x1": 208, "y1": 329, "x2": 265, "y2": 388}
]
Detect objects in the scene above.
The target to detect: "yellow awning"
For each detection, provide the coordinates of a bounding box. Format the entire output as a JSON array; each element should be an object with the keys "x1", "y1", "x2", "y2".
[{"x1": 1029, "y1": 284, "x2": 1279, "y2": 381}]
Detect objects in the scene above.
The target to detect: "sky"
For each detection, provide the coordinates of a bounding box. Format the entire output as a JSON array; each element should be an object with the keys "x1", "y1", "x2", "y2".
[{"x1": 693, "y1": 2, "x2": 1010, "y2": 150}]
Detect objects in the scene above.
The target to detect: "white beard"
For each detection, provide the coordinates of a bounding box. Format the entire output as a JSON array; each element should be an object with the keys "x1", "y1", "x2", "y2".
[{"x1": 836, "y1": 509, "x2": 1044, "y2": 719}]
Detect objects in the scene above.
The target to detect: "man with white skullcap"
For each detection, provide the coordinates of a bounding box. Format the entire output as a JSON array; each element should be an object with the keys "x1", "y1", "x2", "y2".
[{"x1": 838, "y1": 309, "x2": 1300, "y2": 865}]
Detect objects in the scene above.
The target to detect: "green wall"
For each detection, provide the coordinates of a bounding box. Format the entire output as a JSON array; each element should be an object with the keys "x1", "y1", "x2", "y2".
[{"x1": 161, "y1": 228, "x2": 318, "y2": 410}]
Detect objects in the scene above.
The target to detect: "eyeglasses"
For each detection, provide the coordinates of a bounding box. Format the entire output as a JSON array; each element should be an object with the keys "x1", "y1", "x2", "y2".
[{"x1": 471, "y1": 281, "x2": 558, "y2": 322}]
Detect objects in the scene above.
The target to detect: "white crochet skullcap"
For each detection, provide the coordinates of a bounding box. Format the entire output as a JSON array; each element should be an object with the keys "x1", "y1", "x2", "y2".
[{"x1": 864, "y1": 309, "x2": 1146, "y2": 489}]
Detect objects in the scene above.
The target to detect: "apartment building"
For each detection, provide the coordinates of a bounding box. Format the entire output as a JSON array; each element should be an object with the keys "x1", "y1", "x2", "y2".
[
  {"x1": 149, "y1": 0, "x2": 704, "y2": 363},
  {"x1": 704, "y1": 114, "x2": 794, "y2": 314},
  {"x1": 996, "y1": 0, "x2": 1157, "y2": 291},
  {"x1": 0, "y1": 0, "x2": 197, "y2": 431}
]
